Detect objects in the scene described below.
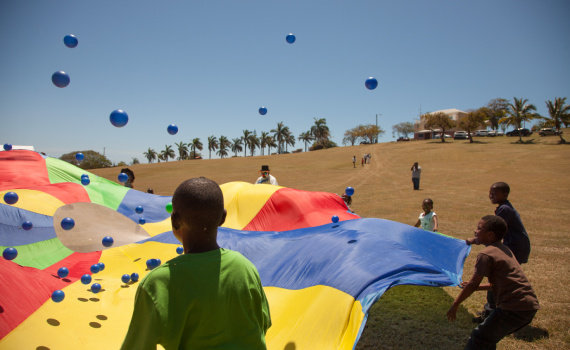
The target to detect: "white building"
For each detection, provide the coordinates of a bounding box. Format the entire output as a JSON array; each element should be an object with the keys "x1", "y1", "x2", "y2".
[{"x1": 413, "y1": 108, "x2": 468, "y2": 140}]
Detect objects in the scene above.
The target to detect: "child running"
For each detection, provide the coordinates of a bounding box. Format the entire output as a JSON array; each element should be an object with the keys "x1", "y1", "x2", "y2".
[
  {"x1": 121, "y1": 177, "x2": 271, "y2": 350},
  {"x1": 414, "y1": 198, "x2": 438, "y2": 232}
]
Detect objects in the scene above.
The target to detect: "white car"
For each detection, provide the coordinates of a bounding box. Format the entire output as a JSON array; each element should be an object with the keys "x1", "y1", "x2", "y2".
[
  {"x1": 454, "y1": 131, "x2": 469, "y2": 140},
  {"x1": 475, "y1": 130, "x2": 489, "y2": 137}
]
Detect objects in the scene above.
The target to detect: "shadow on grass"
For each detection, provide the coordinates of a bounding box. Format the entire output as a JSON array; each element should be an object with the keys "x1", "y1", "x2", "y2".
[
  {"x1": 355, "y1": 285, "x2": 474, "y2": 350},
  {"x1": 513, "y1": 324, "x2": 550, "y2": 342}
]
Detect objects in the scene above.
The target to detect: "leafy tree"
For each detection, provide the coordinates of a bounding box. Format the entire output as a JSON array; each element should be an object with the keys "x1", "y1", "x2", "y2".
[
  {"x1": 207, "y1": 136, "x2": 218, "y2": 160},
  {"x1": 131, "y1": 158, "x2": 140, "y2": 165},
  {"x1": 360, "y1": 124, "x2": 384, "y2": 143},
  {"x1": 392, "y1": 122, "x2": 415, "y2": 139},
  {"x1": 60, "y1": 150, "x2": 112, "y2": 169},
  {"x1": 175, "y1": 141, "x2": 189, "y2": 160},
  {"x1": 424, "y1": 112, "x2": 455, "y2": 143},
  {"x1": 544, "y1": 97, "x2": 570, "y2": 143},
  {"x1": 242, "y1": 129, "x2": 252, "y2": 157},
  {"x1": 271, "y1": 122, "x2": 290, "y2": 154},
  {"x1": 310, "y1": 117, "x2": 330, "y2": 147},
  {"x1": 249, "y1": 133, "x2": 260, "y2": 156},
  {"x1": 143, "y1": 148, "x2": 157, "y2": 164},
  {"x1": 459, "y1": 109, "x2": 487, "y2": 143},
  {"x1": 284, "y1": 131, "x2": 295, "y2": 153},
  {"x1": 117, "y1": 161, "x2": 127, "y2": 167},
  {"x1": 501, "y1": 97, "x2": 539, "y2": 143},
  {"x1": 485, "y1": 98, "x2": 509, "y2": 131},
  {"x1": 190, "y1": 138, "x2": 203, "y2": 159},
  {"x1": 231, "y1": 138, "x2": 243, "y2": 157},
  {"x1": 298, "y1": 131, "x2": 314, "y2": 151},
  {"x1": 259, "y1": 131, "x2": 271, "y2": 155},
  {"x1": 217, "y1": 136, "x2": 229, "y2": 159},
  {"x1": 160, "y1": 145, "x2": 175, "y2": 162},
  {"x1": 343, "y1": 127, "x2": 359, "y2": 146}
]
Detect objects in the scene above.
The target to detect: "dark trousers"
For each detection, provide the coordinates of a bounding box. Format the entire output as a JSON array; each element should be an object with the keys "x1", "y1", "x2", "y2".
[
  {"x1": 465, "y1": 308, "x2": 537, "y2": 350},
  {"x1": 412, "y1": 177, "x2": 420, "y2": 190}
]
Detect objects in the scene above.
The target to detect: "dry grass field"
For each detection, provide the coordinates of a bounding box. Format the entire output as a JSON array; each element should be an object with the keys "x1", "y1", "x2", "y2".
[{"x1": 92, "y1": 133, "x2": 570, "y2": 350}]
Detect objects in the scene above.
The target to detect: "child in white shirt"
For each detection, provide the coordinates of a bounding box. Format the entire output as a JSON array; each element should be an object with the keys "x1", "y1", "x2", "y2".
[{"x1": 414, "y1": 198, "x2": 438, "y2": 232}]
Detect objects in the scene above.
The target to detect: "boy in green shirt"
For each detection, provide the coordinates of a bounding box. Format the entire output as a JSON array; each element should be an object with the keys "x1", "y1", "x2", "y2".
[{"x1": 121, "y1": 177, "x2": 271, "y2": 350}]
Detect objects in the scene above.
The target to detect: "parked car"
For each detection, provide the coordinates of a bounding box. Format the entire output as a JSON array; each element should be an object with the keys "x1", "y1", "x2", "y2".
[
  {"x1": 396, "y1": 137, "x2": 410, "y2": 142},
  {"x1": 506, "y1": 128, "x2": 532, "y2": 136},
  {"x1": 454, "y1": 131, "x2": 469, "y2": 140},
  {"x1": 539, "y1": 127, "x2": 562, "y2": 136},
  {"x1": 438, "y1": 133, "x2": 452, "y2": 139},
  {"x1": 475, "y1": 130, "x2": 489, "y2": 137},
  {"x1": 360, "y1": 141, "x2": 370, "y2": 144}
]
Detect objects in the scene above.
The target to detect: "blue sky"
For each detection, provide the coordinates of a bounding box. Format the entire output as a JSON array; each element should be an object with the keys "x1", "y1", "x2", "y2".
[{"x1": 1, "y1": 0, "x2": 569, "y2": 163}]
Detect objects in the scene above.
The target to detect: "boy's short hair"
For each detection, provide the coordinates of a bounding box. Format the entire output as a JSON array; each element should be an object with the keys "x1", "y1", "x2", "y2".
[
  {"x1": 492, "y1": 182, "x2": 510, "y2": 195},
  {"x1": 172, "y1": 177, "x2": 224, "y2": 229},
  {"x1": 423, "y1": 198, "x2": 433, "y2": 206},
  {"x1": 481, "y1": 215, "x2": 508, "y2": 241}
]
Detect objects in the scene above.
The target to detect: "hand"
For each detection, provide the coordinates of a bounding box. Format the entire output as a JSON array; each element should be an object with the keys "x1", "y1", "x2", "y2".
[
  {"x1": 465, "y1": 237, "x2": 477, "y2": 245},
  {"x1": 459, "y1": 282, "x2": 468, "y2": 288},
  {"x1": 447, "y1": 304, "x2": 459, "y2": 322}
]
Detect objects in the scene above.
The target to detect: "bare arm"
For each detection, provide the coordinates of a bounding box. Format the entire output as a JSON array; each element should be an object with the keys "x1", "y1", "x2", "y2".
[
  {"x1": 414, "y1": 219, "x2": 421, "y2": 228},
  {"x1": 432, "y1": 215, "x2": 438, "y2": 232},
  {"x1": 447, "y1": 273, "x2": 485, "y2": 321}
]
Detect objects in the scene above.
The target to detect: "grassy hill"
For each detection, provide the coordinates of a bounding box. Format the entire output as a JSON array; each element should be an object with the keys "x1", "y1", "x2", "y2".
[{"x1": 93, "y1": 133, "x2": 570, "y2": 349}]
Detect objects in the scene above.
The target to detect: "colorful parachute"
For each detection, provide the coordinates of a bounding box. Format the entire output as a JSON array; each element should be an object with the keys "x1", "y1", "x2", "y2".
[{"x1": 0, "y1": 150, "x2": 470, "y2": 349}]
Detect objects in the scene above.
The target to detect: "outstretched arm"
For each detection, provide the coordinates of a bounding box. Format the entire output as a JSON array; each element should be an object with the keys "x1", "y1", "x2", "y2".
[
  {"x1": 432, "y1": 215, "x2": 438, "y2": 232},
  {"x1": 447, "y1": 273, "x2": 484, "y2": 322},
  {"x1": 414, "y1": 219, "x2": 421, "y2": 228}
]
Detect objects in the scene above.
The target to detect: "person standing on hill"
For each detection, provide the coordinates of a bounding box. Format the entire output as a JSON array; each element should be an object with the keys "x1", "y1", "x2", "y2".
[{"x1": 411, "y1": 162, "x2": 421, "y2": 190}]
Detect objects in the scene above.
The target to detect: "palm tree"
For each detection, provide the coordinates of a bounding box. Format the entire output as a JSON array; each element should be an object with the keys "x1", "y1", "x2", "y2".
[
  {"x1": 271, "y1": 122, "x2": 290, "y2": 154},
  {"x1": 311, "y1": 117, "x2": 330, "y2": 146},
  {"x1": 242, "y1": 129, "x2": 252, "y2": 157},
  {"x1": 207, "y1": 136, "x2": 218, "y2": 160},
  {"x1": 266, "y1": 137, "x2": 277, "y2": 155},
  {"x1": 231, "y1": 138, "x2": 243, "y2": 157},
  {"x1": 544, "y1": 97, "x2": 570, "y2": 143},
  {"x1": 160, "y1": 145, "x2": 175, "y2": 162},
  {"x1": 249, "y1": 134, "x2": 260, "y2": 156},
  {"x1": 502, "y1": 97, "x2": 539, "y2": 143},
  {"x1": 217, "y1": 136, "x2": 229, "y2": 159},
  {"x1": 260, "y1": 131, "x2": 271, "y2": 155},
  {"x1": 143, "y1": 148, "x2": 157, "y2": 164},
  {"x1": 298, "y1": 131, "x2": 314, "y2": 152},
  {"x1": 175, "y1": 141, "x2": 189, "y2": 160},
  {"x1": 190, "y1": 138, "x2": 203, "y2": 159},
  {"x1": 285, "y1": 131, "x2": 295, "y2": 152}
]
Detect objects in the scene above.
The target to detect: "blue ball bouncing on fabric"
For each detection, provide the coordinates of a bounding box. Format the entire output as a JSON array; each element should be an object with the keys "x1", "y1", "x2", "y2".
[
  {"x1": 91, "y1": 283, "x2": 102, "y2": 294},
  {"x1": 102, "y1": 236, "x2": 114, "y2": 247},
  {"x1": 81, "y1": 177, "x2": 90, "y2": 186},
  {"x1": 135, "y1": 206, "x2": 144, "y2": 214},
  {"x1": 63, "y1": 34, "x2": 78, "y2": 48},
  {"x1": 57, "y1": 267, "x2": 69, "y2": 278},
  {"x1": 121, "y1": 274, "x2": 131, "y2": 284},
  {"x1": 98, "y1": 262, "x2": 105, "y2": 271},
  {"x1": 345, "y1": 187, "x2": 354, "y2": 196},
  {"x1": 75, "y1": 153, "x2": 84, "y2": 161},
  {"x1": 131, "y1": 273, "x2": 139, "y2": 282},
  {"x1": 22, "y1": 221, "x2": 33, "y2": 230},
  {"x1": 3, "y1": 143, "x2": 12, "y2": 151},
  {"x1": 118, "y1": 173, "x2": 128, "y2": 183},
  {"x1": 90, "y1": 264, "x2": 100, "y2": 274},
  {"x1": 51, "y1": 290, "x2": 65, "y2": 303},
  {"x1": 81, "y1": 274, "x2": 92, "y2": 284},
  {"x1": 61, "y1": 217, "x2": 75, "y2": 230},
  {"x1": 332, "y1": 215, "x2": 339, "y2": 223},
  {"x1": 176, "y1": 246, "x2": 184, "y2": 254},
  {"x1": 4, "y1": 192, "x2": 19, "y2": 205},
  {"x1": 52, "y1": 71, "x2": 70, "y2": 88},
  {"x1": 365, "y1": 77, "x2": 378, "y2": 90},
  {"x1": 167, "y1": 124, "x2": 178, "y2": 135},
  {"x1": 138, "y1": 217, "x2": 146, "y2": 225},
  {"x1": 3, "y1": 247, "x2": 18, "y2": 260},
  {"x1": 146, "y1": 259, "x2": 160, "y2": 270},
  {"x1": 286, "y1": 33, "x2": 296, "y2": 44},
  {"x1": 109, "y1": 109, "x2": 128, "y2": 128},
  {"x1": 259, "y1": 107, "x2": 267, "y2": 116}
]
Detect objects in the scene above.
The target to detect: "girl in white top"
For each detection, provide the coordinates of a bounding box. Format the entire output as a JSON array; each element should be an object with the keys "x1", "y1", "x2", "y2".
[{"x1": 414, "y1": 198, "x2": 438, "y2": 232}]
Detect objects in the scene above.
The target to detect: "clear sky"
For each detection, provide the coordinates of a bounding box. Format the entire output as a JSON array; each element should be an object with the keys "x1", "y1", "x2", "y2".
[{"x1": 1, "y1": 0, "x2": 569, "y2": 163}]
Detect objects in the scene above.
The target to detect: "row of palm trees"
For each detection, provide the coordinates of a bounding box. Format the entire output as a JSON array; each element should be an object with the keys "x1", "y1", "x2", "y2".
[{"x1": 142, "y1": 118, "x2": 332, "y2": 163}]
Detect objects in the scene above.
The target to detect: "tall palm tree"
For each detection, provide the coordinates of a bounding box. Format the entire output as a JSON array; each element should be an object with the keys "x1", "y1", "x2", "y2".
[
  {"x1": 311, "y1": 117, "x2": 330, "y2": 146},
  {"x1": 231, "y1": 138, "x2": 243, "y2": 157},
  {"x1": 207, "y1": 136, "x2": 218, "y2": 160},
  {"x1": 217, "y1": 136, "x2": 229, "y2": 159},
  {"x1": 143, "y1": 148, "x2": 157, "y2": 164},
  {"x1": 298, "y1": 131, "x2": 314, "y2": 152},
  {"x1": 160, "y1": 145, "x2": 175, "y2": 162},
  {"x1": 174, "y1": 142, "x2": 189, "y2": 160},
  {"x1": 242, "y1": 129, "x2": 252, "y2": 157},
  {"x1": 190, "y1": 138, "x2": 203, "y2": 159},
  {"x1": 285, "y1": 131, "x2": 295, "y2": 153},
  {"x1": 271, "y1": 122, "x2": 289, "y2": 154},
  {"x1": 544, "y1": 97, "x2": 570, "y2": 143},
  {"x1": 249, "y1": 134, "x2": 260, "y2": 157},
  {"x1": 266, "y1": 137, "x2": 277, "y2": 155},
  {"x1": 259, "y1": 131, "x2": 270, "y2": 155},
  {"x1": 502, "y1": 97, "x2": 538, "y2": 143}
]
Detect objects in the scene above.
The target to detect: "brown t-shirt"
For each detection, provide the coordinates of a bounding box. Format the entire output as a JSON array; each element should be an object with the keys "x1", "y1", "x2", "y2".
[{"x1": 474, "y1": 242, "x2": 540, "y2": 311}]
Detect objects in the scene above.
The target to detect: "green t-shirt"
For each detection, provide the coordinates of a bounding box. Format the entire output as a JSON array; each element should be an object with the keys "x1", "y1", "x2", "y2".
[{"x1": 121, "y1": 248, "x2": 271, "y2": 350}]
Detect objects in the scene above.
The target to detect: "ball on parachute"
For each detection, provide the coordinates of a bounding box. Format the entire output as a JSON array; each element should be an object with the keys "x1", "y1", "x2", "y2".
[
  {"x1": 4, "y1": 192, "x2": 19, "y2": 205},
  {"x1": 51, "y1": 290, "x2": 65, "y2": 303},
  {"x1": 52, "y1": 71, "x2": 70, "y2": 88},
  {"x1": 63, "y1": 34, "x2": 78, "y2": 48},
  {"x1": 135, "y1": 206, "x2": 144, "y2": 214},
  {"x1": 332, "y1": 215, "x2": 339, "y2": 223},
  {"x1": 121, "y1": 274, "x2": 131, "y2": 284},
  {"x1": 81, "y1": 274, "x2": 92, "y2": 284},
  {"x1": 61, "y1": 217, "x2": 75, "y2": 230},
  {"x1": 91, "y1": 283, "x2": 102, "y2": 294},
  {"x1": 102, "y1": 236, "x2": 114, "y2": 247},
  {"x1": 131, "y1": 272, "x2": 140, "y2": 282},
  {"x1": 98, "y1": 262, "x2": 105, "y2": 271},
  {"x1": 146, "y1": 258, "x2": 160, "y2": 270},
  {"x1": 3, "y1": 247, "x2": 18, "y2": 261},
  {"x1": 81, "y1": 177, "x2": 90, "y2": 186},
  {"x1": 165, "y1": 202, "x2": 173, "y2": 213},
  {"x1": 90, "y1": 264, "x2": 100, "y2": 274},
  {"x1": 57, "y1": 267, "x2": 69, "y2": 278},
  {"x1": 3, "y1": 143, "x2": 12, "y2": 151},
  {"x1": 22, "y1": 220, "x2": 33, "y2": 231},
  {"x1": 109, "y1": 109, "x2": 129, "y2": 128}
]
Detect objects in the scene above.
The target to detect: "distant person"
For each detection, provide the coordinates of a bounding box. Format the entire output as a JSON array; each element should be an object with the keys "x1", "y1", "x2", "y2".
[
  {"x1": 341, "y1": 193, "x2": 355, "y2": 213},
  {"x1": 414, "y1": 198, "x2": 438, "y2": 232},
  {"x1": 411, "y1": 162, "x2": 421, "y2": 190},
  {"x1": 367, "y1": 153, "x2": 371, "y2": 164},
  {"x1": 447, "y1": 215, "x2": 539, "y2": 349},
  {"x1": 352, "y1": 156, "x2": 356, "y2": 168},
  {"x1": 121, "y1": 177, "x2": 271, "y2": 349},
  {"x1": 147, "y1": 188, "x2": 154, "y2": 194},
  {"x1": 255, "y1": 165, "x2": 278, "y2": 185},
  {"x1": 121, "y1": 168, "x2": 135, "y2": 189},
  {"x1": 466, "y1": 182, "x2": 531, "y2": 322}
]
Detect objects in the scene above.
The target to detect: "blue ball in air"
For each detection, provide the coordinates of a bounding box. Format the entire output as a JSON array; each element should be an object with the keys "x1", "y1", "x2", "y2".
[
  {"x1": 259, "y1": 107, "x2": 267, "y2": 116},
  {"x1": 167, "y1": 124, "x2": 178, "y2": 135},
  {"x1": 91, "y1": 283, "x2": 102, "y2": 294},
  {"x1": 131, "y1": 272, "x2": 139, "y2": 282},
  {"x1": 102, "y1": 236, "x2": 114, "y2": 247},
  {"x1": 3, "y1": 247, "x2": 18, "y2": 260},
  {"x1": 118, "y1": 173, "x2": 129, "y2": 183},
  {"x1": 81, "y1": 274, "x2": 92, "y2": 284},
  {"x1": 110, "y1": 109, "x2": 129, "y2": 128},
  {"x1": 121, "y1": 274, "x2": 131, "y2": 284},
  {"x1": 286, "y1": 33, "x2": 296, "y2": 44},
  {"x1": 81, "y1": 177, "x2": 90, "y2": 186},
  {"x1": 345, "y1": 187, "x2": 354, "y2": 196},
  {"x1": 52, "y1": 71, "x2": 70, "y2": 88},
  {"x1": 365, "y1": 77, "x2": 378, "y2": 90},
  {"x1": 332, "y1": 215, "x2": 340, "y2": 223},
  {"x1": 63, "y1": 34, "x2": 78, "y2": 48},
  {"x1": 51, "y1": 290, "x2": 65, "y2": 303},
  {"x1": 135, "y1": 206, "x2": 144, "y2": 214},
  {"x1": 75, "y1": 153, "x2": 84, "y2": 161},
  {"x1": 176, "y1": 246, "x2": 184, "y2": 254},
  {"x1": 98, "y1": 262, "x2": 105, "y2": 271},
  {"x1": 57, "y1": 267, "x2": 69, "y2": 278},
  {"x1": 90, "y1": 264, "x2": 100, "y2": 274},
  {"x1": 3, "y1": 143, "x2": 12, "y2": 151}
]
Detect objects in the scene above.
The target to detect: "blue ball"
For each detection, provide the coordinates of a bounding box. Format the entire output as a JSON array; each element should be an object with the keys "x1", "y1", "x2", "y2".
[
  {"x1": 75, "y1": 153, "x2": 84, "y2": 161},
  {"x1": 3, "y1": 143, "x2": 12, "y2": 151},
  {"x1": 98, "y1": 262, "x2": 105, "y2": 271},
  {"x1": 138, "y1": 217, "x2": 146, "y2": 225},
  {"x1": 167, "y1": 124, "x2": 178, "y2": 135},
  {"x1": 345, "y1": 186, "x2": 355, "y2": 196},
  {"x1": 118, "y1": 173, "x2": 128, "y2": 183},
  {"x1": 259, "y1": 107, "x2": 267, "y2": 116},
  {"x1": 81, "y1": 177, "x2": 90, "y2": 186},
  {"x1": 4, "y1": 192, "x2": 19, "y2": 205},
  {"x1": 52, "y1": 71, "x2": 70, "y2": 88},
  {"x1": 80, "y1": 274, "x2": 92, "y2": 284},
  {"x1": 102, "y1": 236, "x2": 114, "y2": 247},
  {"x1": 121, "y1": 274, "x2": 131, "y2": 284},
  {"x1": 146, "y1": 258, "x2": 159, "y2": 270},
  {"x1": 3, "y1": 247, "x2": 18, "y2": 260},
  {"x1": 332, "y1": 215, "x2": 340, "y2": 223},
  {"x1": 91, "y1": 283, "x2": 102, "y2": 294},
  {"x1": 131, "y1": 272, "x2": 140, "y2": 282},
  {"x1": 176, "y1": 246, "x2": 184, "y2": 254},
  {"x1": 57, "y1": 267, "x2": 69, "y2": 278},
  {"x1": 135, "y1": 206, "x2": 144, "y2": 214},
  {"x1": 81, "y1": 173, "x2": 89, "y2": 179},
  {"x1": 63, "y1": 34, "x2": 78, "y2": 48},
  {"x1": 51, "y1": 290, "x2": 65, "y2": 303},
  {"x1": 22, "y1": 220, "x2": 33, "y2": 230},
  {"x1": 61, "y1": 217, "x2": 75, "y2": 230},
  {"x1": 110, "y1": 109, "x2": 129, "y2": 128},
  {"x1": 365, "y1": 77, "x2": 378, "y2": 90},
  {"x1": 90, "y1": 264, "x2": 100, "y2": 274},
  {"x1": 286, "y1": 33, "x2": 296, "y2": 44}
]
